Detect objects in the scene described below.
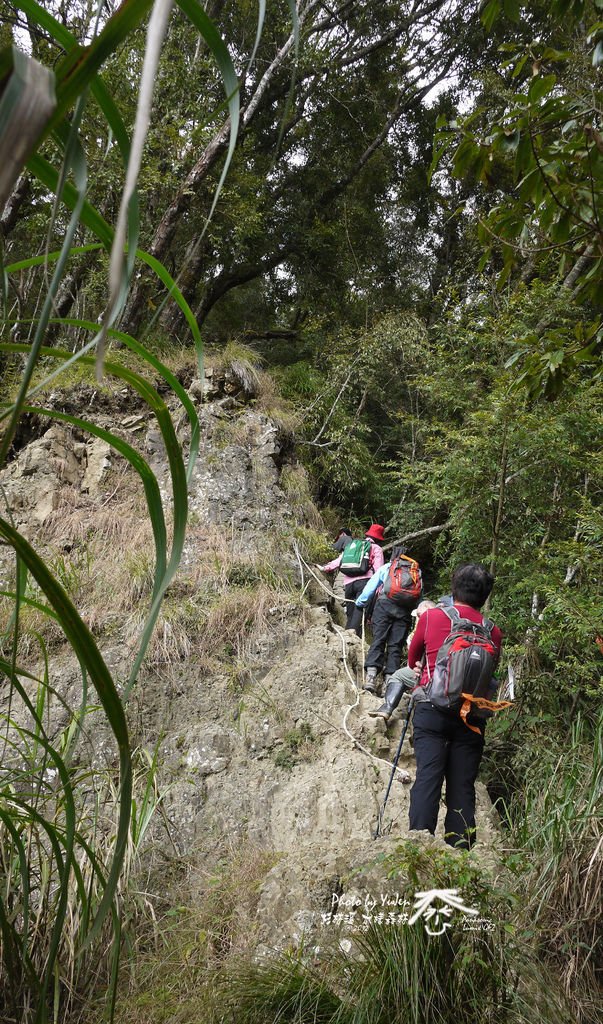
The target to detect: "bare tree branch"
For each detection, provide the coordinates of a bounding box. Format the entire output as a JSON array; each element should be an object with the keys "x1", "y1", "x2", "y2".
[{"x1": 383, "y1": 522, "x2": 451, "y2": 551}]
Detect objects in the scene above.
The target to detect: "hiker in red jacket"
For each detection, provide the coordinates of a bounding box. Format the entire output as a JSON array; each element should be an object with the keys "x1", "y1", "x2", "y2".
[
  {"x1": 318, "y1": 524, "x2": 385, "y2": 635},
  {"x1": 407, "y1": 563, "x2": 503, "y2": 849}
]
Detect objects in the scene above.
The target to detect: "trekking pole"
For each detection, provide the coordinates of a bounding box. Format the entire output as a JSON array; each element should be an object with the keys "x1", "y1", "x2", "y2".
[
  {"x1": 361, "y1": 608, "x2": 366, "y2": 689},
  {"x1": 373, "y1": 700, "x2": 414, "y2": 840}
]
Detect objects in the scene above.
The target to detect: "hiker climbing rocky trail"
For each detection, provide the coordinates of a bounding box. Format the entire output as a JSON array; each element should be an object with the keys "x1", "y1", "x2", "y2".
[{"x1": 0, "y1": 368, "x2": 502, "y2": 955}]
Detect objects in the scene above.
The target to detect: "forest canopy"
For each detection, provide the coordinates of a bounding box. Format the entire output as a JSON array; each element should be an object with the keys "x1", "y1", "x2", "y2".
[
  {"x1": 0, "y1": 2, "x2": 601, "y2": 1021},
  {"x1": 1, "y1": 0, "x2": 601, "y2": 738}
]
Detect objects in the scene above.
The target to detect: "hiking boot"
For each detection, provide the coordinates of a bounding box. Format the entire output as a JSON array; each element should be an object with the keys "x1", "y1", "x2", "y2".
[
  {"x1": 367, "y1": 679, "x2": 407, "y2": 721},
  {"x1": 363, "y1": 667, "x2": 379, "y2": 695}
]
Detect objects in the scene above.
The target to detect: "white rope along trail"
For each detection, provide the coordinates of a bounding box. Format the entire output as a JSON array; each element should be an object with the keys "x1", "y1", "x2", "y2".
[{"x1": 293, "y1": 543, "x2": 411, "y2": 785}]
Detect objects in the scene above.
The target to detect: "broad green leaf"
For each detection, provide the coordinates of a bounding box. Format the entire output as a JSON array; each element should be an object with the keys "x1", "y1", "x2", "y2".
[
  {"x1": 548, "y1": 349, "x2": 565, "y2": 370},
  {"x1": 499, "y1": 129, "x2": 521, "y2": 152},
  {"x1": 550, "y1": 211, "x2": 572, "y2": 243},
  {"x1": 453, "y1": 137, "x2": 481, "y2": 177},
  {"x1": 514, "y1": 133, "x2": 533, "y2": 177},
  {"x1": 481, "y1": 0, "x2": 501, "y2": 32},
  {"x1": 503, "y1": 0, "x2": 520, "y2": 22},
  {"x1": 428, "y1": 142, "x2": 450, "y2": 183},
  {"x1": 528, "y1": 74, "x2": 557, "y2": 104},
  {"x1": 541, "y1": 48, "x2": 572, "y2": 61},
  {"x1": 511, "y1": 54, "x2": 529, "y2": 79}
]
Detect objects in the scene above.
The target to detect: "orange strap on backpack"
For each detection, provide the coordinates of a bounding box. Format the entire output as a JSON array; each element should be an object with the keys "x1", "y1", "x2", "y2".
[{"x1": 459, "y1": 693, "x2": 514, "y2": 735}]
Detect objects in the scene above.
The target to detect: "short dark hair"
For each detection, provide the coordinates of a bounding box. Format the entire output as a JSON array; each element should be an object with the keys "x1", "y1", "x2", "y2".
[{"x1": 451, "y1": 563, "x2": 494, "y2": 609}]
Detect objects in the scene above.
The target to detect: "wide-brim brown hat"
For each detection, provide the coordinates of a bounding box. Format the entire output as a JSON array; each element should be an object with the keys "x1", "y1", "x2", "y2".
[{"x1": 365, "y1": 523, "x2": 385, "y2": 542}]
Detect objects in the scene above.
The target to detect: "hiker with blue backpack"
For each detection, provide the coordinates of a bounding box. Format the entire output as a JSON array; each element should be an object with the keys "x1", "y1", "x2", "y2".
[
  {"x1": 368, "y1": 599, "x2": 437, "y2": 722},
  {"x1": 317, "y1": 524, "x2": 385, "y2": 635},
  {"x1": 355, "y1": 547, "x2": 423, "y2": 694},
  {"x1": 406, "y1": 562, "x2": 505, "y2": 850}
]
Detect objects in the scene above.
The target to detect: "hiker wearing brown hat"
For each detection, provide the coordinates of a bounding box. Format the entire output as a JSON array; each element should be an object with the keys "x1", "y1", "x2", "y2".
[{"x1": 317, "y1": 524, "x2": 385, "y2": 636}]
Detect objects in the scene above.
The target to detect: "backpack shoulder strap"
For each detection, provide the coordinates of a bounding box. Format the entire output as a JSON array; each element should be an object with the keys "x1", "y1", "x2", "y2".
[{"x1": 442, "y1": 605, "x2": 460, "y2": 627}]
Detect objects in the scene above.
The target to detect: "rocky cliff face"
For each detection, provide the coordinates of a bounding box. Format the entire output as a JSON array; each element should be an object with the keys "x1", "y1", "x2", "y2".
[{"x1": 0, "y1": 368, "x2": 501, "y2": 956}]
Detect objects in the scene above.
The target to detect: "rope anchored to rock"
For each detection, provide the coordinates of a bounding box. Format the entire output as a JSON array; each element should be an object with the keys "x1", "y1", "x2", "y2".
[{"x1": 293, "y1": 543, "x2": 412, "y2": 790}]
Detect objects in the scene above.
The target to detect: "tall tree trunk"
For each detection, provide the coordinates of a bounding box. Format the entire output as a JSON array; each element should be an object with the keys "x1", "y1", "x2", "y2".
[
  {"x1": 45, "y1": 257, "x2": 99, "y2": 345},
  {"x1": 1, "y1": 174, "x2": 31, "y2": 238}
]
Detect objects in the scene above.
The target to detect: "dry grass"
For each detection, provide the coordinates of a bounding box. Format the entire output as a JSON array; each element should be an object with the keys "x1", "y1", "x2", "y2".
[
  {"x1": 92, "y1": 842, "x2": 279, "y2": 1024},
  {"x1": 46, "y1": 475, "x2": 153, "y2": 617},
  {"x1": 207, "y1": 340, "x2": 264, "y2": 397},
  {"x1": 280, "y1": 463, "x2": 324, "y2": 530},
  {"x1": 0, "y1": 465, "x2": 300, "y2": 677},
  {"x1": 510, "y1": 712, "x2": 603, "y2": 1024},
  {"x1": 254, "y1": 371, "x2": 302, "y2": 440},
  {"x1": 211, "y1": 414, "x2": 256, "y2": 449},
  {"x1": 135, "y1": 520, "x2": 298, "y2": 668},
  {"x1": 0, "y1": 471, "x2": 156, "y2": 658}
]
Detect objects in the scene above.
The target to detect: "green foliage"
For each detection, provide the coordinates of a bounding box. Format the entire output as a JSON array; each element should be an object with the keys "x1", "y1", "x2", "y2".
[
  {"x1": 273, "y1": 722, "x2": 316, "y2": 770},
  {"x1": 0, "y1": 0, "x2": 265, "y2": 1019},
  {"x1": 373, "y1": 296, "x2": 601, "y2": 985},
  {"x1": 292, "y1": 525, "x2": 333, "y2": 565},
  {"x1": 213, "y1": 872, "x2": 570, "y2": 1023},
  {"x1": 279, "y1": 312, "x2": 427, "y2": 513},
  {"x1": 432, "y1": 0, "x2": 602, "y2": 396},
  {"x1": 504, "y1": 710, "x2": 603, "y2": 1024}
]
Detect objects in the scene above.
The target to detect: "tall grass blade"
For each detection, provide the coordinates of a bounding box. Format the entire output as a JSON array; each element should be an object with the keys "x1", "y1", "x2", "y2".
[
  {"x1": 0, "y1": 519, "x2": 132, "y2": 946},
  {"x1": 23, "y1": 403, "x2": 168, "y2": 597},
  {"x1": 1, "y1": 342, "x2": 189, "y2": 691},
  {"x1": 176, "y1": 0, "x2": 240, "y2": 232},
  {"x1": 0, "y1": 125, "x2": 89, "y2": 467},
  {"x1": 4, "y1": 239, "x2": 202, "y2": 357},
  {"x1": 50, "y1": 317, "x2": 201, "y2": 480},
  {"x1": 21, "y1": 0, "x2": 155, "y2": 132},
  {"x1": 0, "y1": 47, "x2": 56, "y2": 207},
  {"x1": 98, "y1": 0, "x2": 175, "y2": 377}
]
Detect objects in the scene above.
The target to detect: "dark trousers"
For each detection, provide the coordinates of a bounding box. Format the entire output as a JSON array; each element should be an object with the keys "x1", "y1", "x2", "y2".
[
  {"x1": 344, "y1": 578, "x2": 368, "y2": 634},
  {"x1": 409, "y1": 703, "x2": 485, "y2": 849},
  {"x1": 365, "y1": 597, "x2": 411, "y2": 675}
]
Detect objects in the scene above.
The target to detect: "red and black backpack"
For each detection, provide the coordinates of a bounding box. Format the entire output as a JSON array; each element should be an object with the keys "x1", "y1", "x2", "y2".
[
  {"x1": 418, "y1": 606, "x2": 511, "y2": 732},
  {"x1": 383, "y1": 554, "x2": 422, "y2": 607}
]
